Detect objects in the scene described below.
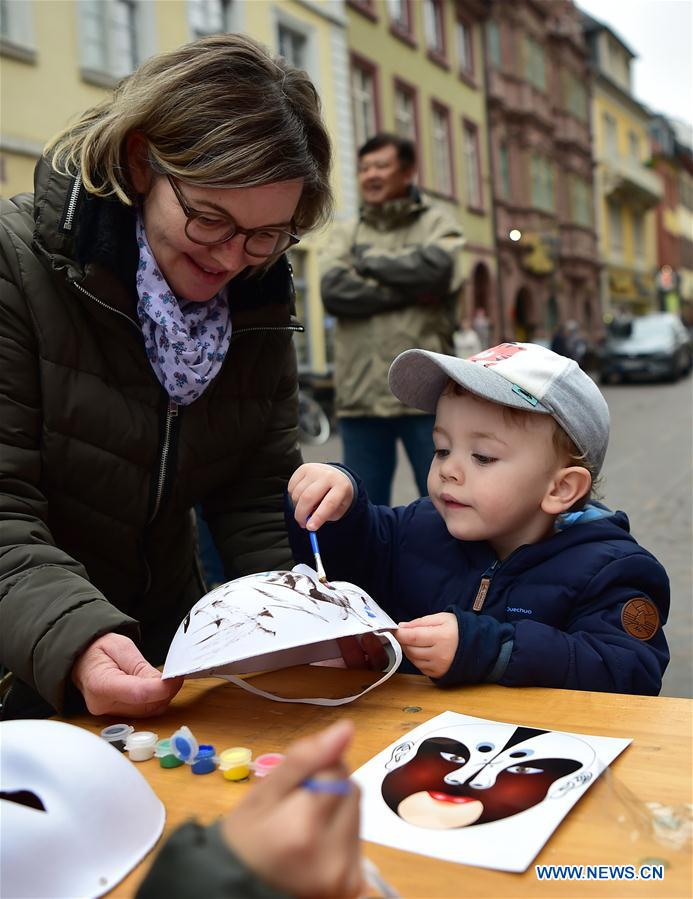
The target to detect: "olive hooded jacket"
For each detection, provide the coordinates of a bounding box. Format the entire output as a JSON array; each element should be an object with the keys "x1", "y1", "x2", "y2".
[{"x1": 0, "y1": 158, "x2": 302, "y2": 715}]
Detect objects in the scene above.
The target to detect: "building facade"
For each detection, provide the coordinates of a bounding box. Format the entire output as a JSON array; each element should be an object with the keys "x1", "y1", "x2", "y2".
[
  {"x1": 0, "y1": 0, "x2": 352, "y2": 375},
  {"x1": 583, "y1": 12, "x2": 662, "y2": 319},
  {"x1": 343, "y1": 0, "x2": 496, "y2": 333},
  {"x1": 485, "y1": 0, "x2": 600, "y2": 344},
  {"x1": 650, "y1": 114, "x2": 693, "y2": 324}
]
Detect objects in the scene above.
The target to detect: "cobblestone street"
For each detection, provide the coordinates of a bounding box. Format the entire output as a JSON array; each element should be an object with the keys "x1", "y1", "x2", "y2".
[{"x1": 302, "y1": 375, "x2": 692, "y2": 698}]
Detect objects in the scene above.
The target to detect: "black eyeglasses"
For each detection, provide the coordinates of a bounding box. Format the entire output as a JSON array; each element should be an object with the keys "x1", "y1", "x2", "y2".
[{"x1": 167, "y1": 174, "x2": 300, "y2": 258}]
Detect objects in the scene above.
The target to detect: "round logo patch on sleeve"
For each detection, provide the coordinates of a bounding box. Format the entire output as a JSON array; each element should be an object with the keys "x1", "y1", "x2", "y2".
[{"x1": 621, "y1": 597, "x2": 660, "y2": 641}]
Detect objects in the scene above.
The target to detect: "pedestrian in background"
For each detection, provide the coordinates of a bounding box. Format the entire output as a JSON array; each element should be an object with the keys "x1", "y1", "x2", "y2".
[
  {"x1": 321, "y1": 133, "x2": 465, "y2": 506},
  {"x1": 0, "y1": 33, "x2": 332, "y2": 719},
  {"x1": 453, "y1": 318, "x2": 482, "y2": 359},
  {"x1": 472, "y1": 306, "x2": 491, "y2": 349}
]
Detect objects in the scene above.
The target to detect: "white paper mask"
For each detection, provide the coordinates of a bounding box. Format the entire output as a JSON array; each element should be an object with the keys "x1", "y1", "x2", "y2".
[{"x1": 0, "y1": 719, "x2": 165, "y2": 898}]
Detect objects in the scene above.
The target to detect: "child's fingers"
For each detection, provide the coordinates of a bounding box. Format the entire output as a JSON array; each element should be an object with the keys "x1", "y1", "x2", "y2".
[
  {"x1": 398, "y1": 613, "x2": 448, "y2": 628},
  {"x1": 394, "y1": 625, "x2": 437, "y2": 648}
]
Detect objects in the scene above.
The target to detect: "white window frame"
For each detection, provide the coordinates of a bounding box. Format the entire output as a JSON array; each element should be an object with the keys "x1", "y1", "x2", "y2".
[
  {"x1": 351, "y1": 60, "x2": 377, "y2": 151},
  {"x1": 0, "y1": 0, "x2": 36, "y2": 59},
  {"x1": 78, "y1": 0, "x2": 155, "y2": 84},
  {"x1": 394, "y1": 82, "x2": 416, "y2": 143},
  {"x1": 431, "y1": 103, "x2": 453, "y2": 197},
  {"x1": 387, "y1": 0, "x2": 411, "y2": 33},
  {"x1": 274, "y1": 9, "x2": 318, "y2": 86},
  {"x1": 187, "y1": 0, "x2": 237, "y2": 38},
  {"x1": 456, "y1": 18, "x2": 473, "y2": 77},
  {"x1": 423, "y1": 0, "x2": 445, "y2": 56},
  {"x1": 463, "y1": 121, "x2": 482, "y2": 209}
]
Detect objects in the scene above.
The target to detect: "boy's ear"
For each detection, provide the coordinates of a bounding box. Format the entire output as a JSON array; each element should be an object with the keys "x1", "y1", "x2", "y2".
[{"x1": 542, "y1": 466, "x2": 592, "y2": 515}]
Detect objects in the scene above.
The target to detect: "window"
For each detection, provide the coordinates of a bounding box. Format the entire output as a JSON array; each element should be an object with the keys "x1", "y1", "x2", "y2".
[
  {"x1": 431, "y1": 103, "x2": 453, "y2": 196},
  {"x1": 499, "y1": 142, "x2": 511, "y2": 199},
  {"x1": 608, "y1": 200, "x2": 623, "y2": 256},
  {"x1": 1, "y1": 0, "x2": 35, "y2": 54},
  {"x1": 80, "y1": 0, "x2": 140, "y2": 79},
  {"x1": 463, "y1": 122, "x2": 482, "y2": 209},
  {"x1": 394, "y1": 81, "x2": 417, "y2": 143},
  {"x1": 351, "y1": 58, "x2": 378, "y2": 150},
  {"x1": 486, "y1": 20, "x2": 501, "y2": 69},
  {"x1": 603, "y1": 112, "x2": 618, "y2": 157},
  {"x1": 423, "y1": 0, "x2": 445, "y2": 59},
  {"x1": 628, "y1": 131, "x2": 640, "y2": 161},
  {"x1": 387, "y1": 0, "x2": 412, "y2": 38},
  {"x1": 632, "y1": 213, "x2": 644, "y2": 257},
  {"x1": 288, "y1": 250, "x2": 310, "y2": 372},
  {"x1": 456, "y1": 18, "x2": 474, "y2": 78},
  {"x1": 525, "y1": 35, "x2": 545, "y2": 91},
  {"x1": 571, "y1": 177, "x2": 592, "y2": 227},
  {"x1": 530, "y1": 154, "x2": 554, "y2": 211},
  {"x1": 564, "y1": 70, "x2": 588, "y2": 121},
  {"x1": 278, "y1": 24, "x2": 307, "y2": 69},
  {"x1": 188, "y1": 0, "x2": 233, "y2": 37}
]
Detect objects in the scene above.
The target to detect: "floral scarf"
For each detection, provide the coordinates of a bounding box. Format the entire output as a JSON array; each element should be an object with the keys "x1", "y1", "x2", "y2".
[{"x1": 135, "y1": 214, "x2": 232, "y2": 405}]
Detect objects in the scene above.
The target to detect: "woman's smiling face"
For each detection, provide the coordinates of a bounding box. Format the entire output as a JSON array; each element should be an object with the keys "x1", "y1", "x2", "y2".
[{"x1": 127, "y1": 135, "x2": 303, "y2": 302}]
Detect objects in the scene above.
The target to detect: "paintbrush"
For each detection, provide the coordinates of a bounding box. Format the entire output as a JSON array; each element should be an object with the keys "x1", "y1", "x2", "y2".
[{"x1": 308, "y1": 529, "x2": 328, "y2": 583}]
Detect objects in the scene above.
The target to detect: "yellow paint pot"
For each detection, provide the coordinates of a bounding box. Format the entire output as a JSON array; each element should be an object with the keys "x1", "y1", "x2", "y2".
[{"x1": 219, "y1": 747, "x2": 252, "y2": 782}]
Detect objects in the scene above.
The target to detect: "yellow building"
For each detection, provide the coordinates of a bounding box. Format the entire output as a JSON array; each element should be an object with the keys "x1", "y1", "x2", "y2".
[
  {"x1": 0, "y1": 0, "x2": 352, "y2": 375},
  {"x1": 583, "y1": 13, "x2": 662, "y2": 317},
  {"x1": 343, "y1": 0, "x2": 496, "y2": 326}
]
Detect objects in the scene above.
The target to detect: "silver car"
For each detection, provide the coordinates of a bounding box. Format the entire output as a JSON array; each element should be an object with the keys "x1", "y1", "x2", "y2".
[{"x1": 600, "y1": 313, "x2": 693, "y2": 384}]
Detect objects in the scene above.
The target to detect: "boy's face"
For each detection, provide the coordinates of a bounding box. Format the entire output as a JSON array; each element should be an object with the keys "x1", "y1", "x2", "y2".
[{"x1": 428, "y1": 391, "x2": 563, "y2": 558}]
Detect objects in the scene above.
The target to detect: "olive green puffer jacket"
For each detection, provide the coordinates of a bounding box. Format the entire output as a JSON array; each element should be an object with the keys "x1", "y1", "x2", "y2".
[{"x1": 0, "y1": 159, "x2": 302, "y2": 715}]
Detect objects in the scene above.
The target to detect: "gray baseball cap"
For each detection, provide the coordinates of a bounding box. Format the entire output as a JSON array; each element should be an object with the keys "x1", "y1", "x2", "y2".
[{"x1": 389, "y1": 342, "x2": 610, "y2": 473}]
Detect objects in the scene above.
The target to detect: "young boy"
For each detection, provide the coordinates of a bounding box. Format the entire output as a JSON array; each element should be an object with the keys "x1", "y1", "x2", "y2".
[{"x1": 287, "y1": 343, "x2": 669, "y2": 695}]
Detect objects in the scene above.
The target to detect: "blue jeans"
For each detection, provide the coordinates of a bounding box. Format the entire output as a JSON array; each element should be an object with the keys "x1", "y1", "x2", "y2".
[{"x1": 339, "y1": 415, "x2": 435, "y2": 506}]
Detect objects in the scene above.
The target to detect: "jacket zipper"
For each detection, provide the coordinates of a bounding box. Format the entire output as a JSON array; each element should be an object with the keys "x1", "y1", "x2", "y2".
[
  {"x1": 149, "y1": 398, "x2": 178, "y2": 523},
  {"x1": 61, "y1": 174, "x2": 82, "y2": 232},
  {"x1": 70, "y1": 279, "x2": 301, "y2": 586}
]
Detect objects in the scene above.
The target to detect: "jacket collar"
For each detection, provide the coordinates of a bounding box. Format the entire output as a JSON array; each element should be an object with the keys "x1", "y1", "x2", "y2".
[{"x1": 360, "y1": 185, "x2": 426, "y2": 229}]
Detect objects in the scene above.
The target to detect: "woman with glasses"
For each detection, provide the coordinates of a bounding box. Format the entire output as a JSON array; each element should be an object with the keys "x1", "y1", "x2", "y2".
[{"x1": 0, "y1": 33, "x2": 332, "y2": 720}]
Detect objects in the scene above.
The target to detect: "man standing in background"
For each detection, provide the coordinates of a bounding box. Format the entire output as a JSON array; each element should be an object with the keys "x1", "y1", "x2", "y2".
[{"x1": 321, "y1": 134, "x2": 465, "y2": 505}]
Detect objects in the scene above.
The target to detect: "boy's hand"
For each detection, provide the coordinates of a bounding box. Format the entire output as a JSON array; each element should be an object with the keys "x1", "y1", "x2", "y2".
[
  {"x1": 395, "y1": 613, "x2": 459, "y2": 679},
  {"x1": 289, "y1": 463, "x2": 354, "y2": 531}
]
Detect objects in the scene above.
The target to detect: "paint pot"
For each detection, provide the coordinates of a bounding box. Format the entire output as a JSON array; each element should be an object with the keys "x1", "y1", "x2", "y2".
[
  {"x1": 170, "y1": 726, "x2": 199, "y2": 765},
  {"x1": 253, "y1": 752, "x2": 285, "y2": 778},
  {"x1": 124, "y1": 731, "x2": 158, "y2": 762},
  {"x1": 191, "y1": 745, "x2": 217, "y2": 776},
  {"x1": 99, "y1": 724, "x2": 134, "y2": 753},
  {"x1": 218, "y1": 747, "x2": 252, "y2": 782},
  {"x1": 155, "y1": 738, "x2": 184, "y2": 769}
]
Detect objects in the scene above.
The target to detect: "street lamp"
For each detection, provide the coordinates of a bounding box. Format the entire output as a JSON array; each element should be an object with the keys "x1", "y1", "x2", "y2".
[{"x1": 509, "y1": 229, "x2": 522, "y2": 242}]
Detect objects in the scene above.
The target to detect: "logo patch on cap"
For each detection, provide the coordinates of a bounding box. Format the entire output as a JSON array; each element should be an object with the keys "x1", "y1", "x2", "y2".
[{"x1": 621, "y1": 597, "x2": 660, "y2": 641}]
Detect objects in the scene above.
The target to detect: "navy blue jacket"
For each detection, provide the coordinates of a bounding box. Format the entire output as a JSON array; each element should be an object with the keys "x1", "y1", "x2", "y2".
[{"x1": 286, "y1": 471, "x2": 669, "y2": 695}]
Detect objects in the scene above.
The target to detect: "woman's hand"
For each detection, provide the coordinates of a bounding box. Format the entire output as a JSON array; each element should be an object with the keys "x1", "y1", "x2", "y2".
[
  {"x1": 289, "y1": 463, "x2": 354, "y2": 531},
  {"x1": 221, "y1": 720, "x2": 362, "y2": 899},
  {"x1": 71, "y1": 633, "x2": 183, "y2": 716},
  {"x1": 395, "y1": 612, "x2": 459, "y2": 679}
]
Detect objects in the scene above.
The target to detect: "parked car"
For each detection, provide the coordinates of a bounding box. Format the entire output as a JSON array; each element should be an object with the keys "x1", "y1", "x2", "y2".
[{"x1": 600, "y1": 313, "x2": 693, "y2": 384}]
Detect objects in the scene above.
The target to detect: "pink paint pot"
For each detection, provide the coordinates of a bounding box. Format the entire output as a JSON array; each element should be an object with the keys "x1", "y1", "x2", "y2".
[{"x1": 253, "y1": 752, "x2": 285, "y2": 777}]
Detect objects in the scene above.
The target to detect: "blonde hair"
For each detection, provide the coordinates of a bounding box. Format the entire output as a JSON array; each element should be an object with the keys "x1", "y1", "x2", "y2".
[{"x1": 45, "y1": 33, "x2": 332, "y2": 232}]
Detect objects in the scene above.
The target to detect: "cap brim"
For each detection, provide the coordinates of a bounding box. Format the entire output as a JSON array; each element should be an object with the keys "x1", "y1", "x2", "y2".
[{"x1": 388, "y1": 349, "x2": 552, "y2": 414}]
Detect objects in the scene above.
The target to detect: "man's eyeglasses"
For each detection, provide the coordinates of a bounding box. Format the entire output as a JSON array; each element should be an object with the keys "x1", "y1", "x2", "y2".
[{"x1": 167, "y1": 174, "x2": 300, "y2": 259}]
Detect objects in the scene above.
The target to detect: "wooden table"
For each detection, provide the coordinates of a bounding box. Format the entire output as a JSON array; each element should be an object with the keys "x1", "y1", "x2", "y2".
[{"x1": 68, "y1": 667, "x2": 692, "y2": 898}]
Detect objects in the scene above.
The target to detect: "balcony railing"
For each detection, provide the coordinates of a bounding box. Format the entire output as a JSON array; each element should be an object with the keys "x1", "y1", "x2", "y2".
[{"x1": 602, "y1": 155, "x2": 663, "y2": 208}]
